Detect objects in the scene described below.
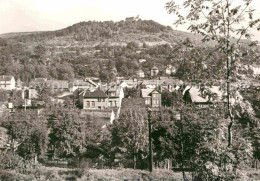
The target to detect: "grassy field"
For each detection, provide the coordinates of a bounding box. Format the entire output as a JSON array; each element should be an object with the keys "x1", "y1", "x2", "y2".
[
  {"x1": 0, "y1": 167, "x2": 186, "y2": 181},
  {"x1": 1, "y1": 167, "x2": 260, "y2": 180}
]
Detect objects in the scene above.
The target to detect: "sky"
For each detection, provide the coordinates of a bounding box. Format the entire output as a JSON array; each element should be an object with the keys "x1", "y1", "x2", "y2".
[{"x1": 0, "y1": 0, "x2": 260, "y2": 41}]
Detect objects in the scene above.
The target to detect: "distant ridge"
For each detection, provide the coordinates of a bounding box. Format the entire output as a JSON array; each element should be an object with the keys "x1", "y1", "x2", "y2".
[{"x1": 0, "y1": 18, "x2": 252, "y2": 47}]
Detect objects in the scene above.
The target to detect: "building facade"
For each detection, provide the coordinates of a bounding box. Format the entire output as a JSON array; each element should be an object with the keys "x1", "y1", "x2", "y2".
[
  {"x1": 0, "y1": 76, "x2": 15, "y2": 90},
  {"x1": 141, "y1": 89, "x2": 161, "y2": 108},
  {"x1": 151, "y1": 66, "x2": 159, "y2": 77},
  {"x1": 80, "y1": 89, "x2": 109, "y2": 110},
  {"x1": 106, "y1": 86, "x2": 124, "y2": 108}
]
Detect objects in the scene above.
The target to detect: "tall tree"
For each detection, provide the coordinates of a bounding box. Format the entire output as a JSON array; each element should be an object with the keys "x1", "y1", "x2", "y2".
[
  {"x1": 1, "y1": 110, "x2": 48, "y2": 162},
  {"x1": 166, "y1": 0, "x2": 260, "y2": 146},
  {"x1": 48, "y1": 108, "x2": 87, "y2": 159},
  {"x1": 110, "y1": 109, "x2": 149, "y2": 169}
]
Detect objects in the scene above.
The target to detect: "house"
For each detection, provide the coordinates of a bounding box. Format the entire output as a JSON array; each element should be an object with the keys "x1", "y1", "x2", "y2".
[
  {"x1": 106, "y1": 86, "x2": 124, "y2": 108},
  {"x1": 165, "y1": 65, "x2": 176, "y2": 75},
  {"x1": 80, "y1": 89, "x2": 109, "y2": 110},
  {"x1": 151, "y1": 66, "x2": 159, "y2": 77},
  {"x1": 72, "y1": 78, "x2": 98, "y2": 92},
  {"x1": 251, "y1": 64, "x2": 260, "y2": 77},
  {"x1": 141, "y1": 80, "x2": 161, "y2": 89},
  {"x1": 46, "y1": 80, "x2": 69, "y2": 92},
  {"x1": 142, "y1": 77, "x2": 183, "y2": 91},
  {"x1": 183, "y1": 85, "x2": 225, "y2": 107},
  {"x1": 16, "y1": 78, "x2": 23, "y2": 90},
  {"x1": 119, "y1": 79, "x2": 139, "y2": 88},
  {"x1": 136, "y1": 69, "x2": 145, "y2": 78},
  {"x1": 141, "y1": 89, "x2": 161, "y2": 108},
  {"x1": 0, "y1": 75, "x2": 15, "y2": 90}
]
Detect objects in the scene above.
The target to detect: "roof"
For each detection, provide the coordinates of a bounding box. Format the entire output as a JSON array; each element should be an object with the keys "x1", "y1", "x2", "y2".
[
  {"x1": 0, "y1": 75, "x2": 14, "y2": 82},
  {"x1": 29, "y1": 78, "x2": 47, "y2": 88},
  {"x1": 46, "y1": 80, "x2": 69, "y2": 89},
  {"x1": 56, "y1": 92, "x2": 73, "y2": 99},
  {"x1": 141, "y1": 89, "x2": 157, "y2": 97},
  {"x1": 73, "y1": 79, "x2": 97, "y2": 87},
  {"x1": 82, "y1": 89, "x2": 108, "y2": 98},
  {"x1": 151, "y1": 66, "x2": 159, "y2": 70},
  {"x1": 85, "y1": 78, "x2": 98, "y2": 87},
  {"x1": 142, "y1": 78, "x2": 183, "y2": 86},
  {"x1": 183, "y1": 86, "x2": 225, "y2": 103},
  {"x1": 106, "y1": 86, "x2": 121, "y2": 97}
]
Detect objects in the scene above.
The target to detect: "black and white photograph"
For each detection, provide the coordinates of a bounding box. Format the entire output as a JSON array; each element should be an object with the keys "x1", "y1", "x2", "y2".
[{"x1": 0, "y1": 0, "x2": 260, "y2": 180}]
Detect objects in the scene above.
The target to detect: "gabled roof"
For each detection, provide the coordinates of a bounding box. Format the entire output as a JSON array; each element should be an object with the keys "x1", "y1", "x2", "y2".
[
  {"x1": 183, "y1": 86, "x2": 225, "y2": 103},
  {"x1": 73, "y1": 79, "x2": 98, "y2": 87},
  {"x1": 141, "y1": 88, "x2": 160, "y2": 97},
  {"x1": 106, "y1": 86, "x2": 121, "y2": 97},
  {"x1": 82, "y1": 89, "x2": 108, "y2": 98},
  {"x1": 151, "y1": 66, "x2": 159, "y2": 70},
  {"x1": 85, "y1": 78, "x2": 98, "y2": 87},
  {"x1": 0, "y1": 76, "x2": 14, "y2": 82}
]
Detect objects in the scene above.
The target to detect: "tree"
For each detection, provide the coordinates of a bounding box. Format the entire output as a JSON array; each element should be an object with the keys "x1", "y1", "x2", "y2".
[
  {"x1": 161, "y1": 90, "x2": 174, "y2": 107},
  {"x1": 9, "y1": 90, "x2": 24, "y2": 108},
  {"x1": 0, "y1": 90, "x2": 8, "y2": 102},
  {"x1": 48, "y1": 108, "x2": 86, "y2": 159},
  {"x1": 1, "y1": 110, "x2": 48, "y2": 162},
  {"x1": 166, "y1": 0, "x2": 260, "y2": 147},
  {"x1": 153, "y1": 104, "x2": 253, "y2": 180},
  {"x1": 110, "y1": 109, "x2": 149, "y2": 169}
]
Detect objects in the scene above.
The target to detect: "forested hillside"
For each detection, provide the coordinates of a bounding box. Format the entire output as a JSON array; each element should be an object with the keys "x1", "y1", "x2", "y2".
[{"x1": 0, "y1": 18, "x2": 258, "y2": 84}]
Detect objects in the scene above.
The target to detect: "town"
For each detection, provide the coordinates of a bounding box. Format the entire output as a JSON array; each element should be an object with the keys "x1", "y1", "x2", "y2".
[{"x1": 1, "y1": 0, "x2": 260, "y2": 180}]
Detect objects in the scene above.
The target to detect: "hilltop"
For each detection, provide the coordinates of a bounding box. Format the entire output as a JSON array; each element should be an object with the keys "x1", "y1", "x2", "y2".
[{"x1": 0, "y1": 18, "x2": 213, "y2": 47}]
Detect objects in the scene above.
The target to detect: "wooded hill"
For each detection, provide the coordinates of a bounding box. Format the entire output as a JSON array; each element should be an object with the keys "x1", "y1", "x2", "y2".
[
  {"x1": 0, "y1": 19, "x2": 216, "y2": 46},
  {"x1": 0, "y1": 18, "x2": 258, "y2": 83}
]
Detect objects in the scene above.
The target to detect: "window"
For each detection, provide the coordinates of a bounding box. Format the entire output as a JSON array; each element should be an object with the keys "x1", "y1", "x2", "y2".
[
  {"x1": 92, "y1": 101, "x2": 95, "y2": 107},
  {"x1": 109, "y1": 101, "x2": 112, "y2": 107},
  {"x1": 114, "y1": 101, "x2": 117, "y2": 107},
  {"x1": 87, "y1": 101, "x2": 90, "y2": 107}
]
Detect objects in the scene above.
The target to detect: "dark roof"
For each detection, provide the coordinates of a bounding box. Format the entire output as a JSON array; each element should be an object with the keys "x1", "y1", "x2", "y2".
[
  {"x1": 83, "y1": 89, "x2": 108, "y2": 98},
  {"x1": 0, "y1": 76, "x2": 13, "y2": 81}
]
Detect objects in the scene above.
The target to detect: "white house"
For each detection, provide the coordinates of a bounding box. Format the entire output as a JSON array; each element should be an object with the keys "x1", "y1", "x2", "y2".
[
  {"x1": 136, "y1": 69, "x2": 145, "y2": 78},
  {"x1": 251, "y1": 64, "x2": 260, "y2": 77},
  {"x1": 165, "y1": 65, "x2": 176, "y2": 75},
  {"x1": 0, "y1": 76, "x2": 15, "y2": 90}
]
